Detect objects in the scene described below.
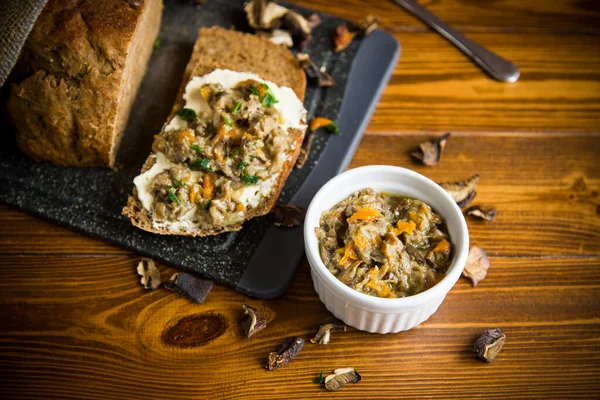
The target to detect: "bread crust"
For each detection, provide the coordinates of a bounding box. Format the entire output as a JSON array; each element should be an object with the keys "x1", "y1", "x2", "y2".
[
  {"x1": 8, "y1": 0, "x2": 163, "y2": 167},
  {"x1": 123, "y1": 27, "x2": 307, "y2": 236}
]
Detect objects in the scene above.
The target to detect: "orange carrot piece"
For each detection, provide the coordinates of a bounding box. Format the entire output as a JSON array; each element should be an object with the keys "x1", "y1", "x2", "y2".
[
  {"x1": 339, "y1": 241, "x2": 358, "y2": 266},
  {"x1": 354, "y1": 233, "x2": 368, "y2": 250},
  {"x1": 310, "y1": 117, "x2": 334, "y2": 132},
  {"x1": 433, "y1": 239, "x2": 450, "y2": 253},
  {"x1": 348, "y1": 206, "x2": 383, "y2": 222},
  {"x1": 203, "y1": 175, "x2": 214, "y2": 199}
]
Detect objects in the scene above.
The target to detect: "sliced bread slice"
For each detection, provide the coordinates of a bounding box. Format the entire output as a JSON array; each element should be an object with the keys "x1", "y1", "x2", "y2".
[{"x1": 123, "y1": 27, "x2": 307, "y2": 236}]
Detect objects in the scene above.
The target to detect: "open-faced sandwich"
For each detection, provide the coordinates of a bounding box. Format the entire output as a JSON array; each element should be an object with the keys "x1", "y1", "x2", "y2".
[{"x1": 123, "y1": 27, "x2": 307, "y2": 236}]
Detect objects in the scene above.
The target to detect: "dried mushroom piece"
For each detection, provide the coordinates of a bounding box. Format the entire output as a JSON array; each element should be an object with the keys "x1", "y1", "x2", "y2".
[
  {"x1": 296, "y1": 129, "x2": 315, "y2": 168},
  {"x1": 473, "y1": 328, "x2": 506, "y2": 363},
  {"x1": 240, "y1": 304, "x2": 267, "y2": 338},
  {"x1": 266, "y1": 337, "x2": 304, "y2": 370},
  {"x1": 164, "y1": 272, "x2": 213, "y2": 303},
  {"x1": 439, "y1": 174, "x2": 480, "y2": 208},
  {"x1": 296, "y1": 53, "x2": 334, "y2": 88},
  {"x1": 283, "y1": 11, "x2": 312, "y2": 42},
  {"x1": 310, "y1": 318, "x2": 346, "y2": 345},
  {"x1": 332, "y1": 25, "x2": 357, "y2": 52},
  {"x1": 258, "y1": 29, "x2": 293, "y2": 47},
  {"x1": 357, "y1": 14, "x2": 380, "y2": 36},
  {"x1": 136, "y1": 258, "x2": 161, "y2": 290},
  {"x1": 273, "y1": 204, "x2": 306, "y2": 227},
  {"x1": 308, "y1": 13, "x2": 321, "y2": 29},
  {"x1": 245, "y1": 0, "x2": 288, "y2": 30},
  {"x1": 463, "y1": 246, "x2": 490, "y2": 287},
  {"x1": 411, "y1": 132, "x2": 451, "y2": 166},
  {"x1": 324, "y1": 368, "x2": 362, "y2": 391},
  {"x1": 465, "y1": 205, "x2": 497, "y2": 222}
]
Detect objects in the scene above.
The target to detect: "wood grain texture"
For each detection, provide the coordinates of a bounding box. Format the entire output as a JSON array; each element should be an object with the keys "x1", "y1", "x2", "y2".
[
  {"x1": 295, "y1": 0, "x2": 600, "y2": 33},
  {"x1": 1, "y1": 0, "x2": 600, "y2": 398}
]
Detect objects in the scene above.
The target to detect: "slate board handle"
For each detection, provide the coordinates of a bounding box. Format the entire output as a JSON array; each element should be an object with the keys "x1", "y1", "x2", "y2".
[{"x1": 236, "y1": 30, "x2": 401, "y2": 299}]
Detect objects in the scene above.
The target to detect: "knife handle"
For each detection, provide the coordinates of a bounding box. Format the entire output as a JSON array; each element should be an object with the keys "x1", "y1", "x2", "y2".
[{"x1": 395, "y1": 0, "x2": 520, "y2": 83}]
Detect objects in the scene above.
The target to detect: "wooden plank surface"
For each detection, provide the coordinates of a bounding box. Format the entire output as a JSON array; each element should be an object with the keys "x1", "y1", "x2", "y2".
[{"x1": 1, "y1": 0, "x2": 599, "y2": 398}]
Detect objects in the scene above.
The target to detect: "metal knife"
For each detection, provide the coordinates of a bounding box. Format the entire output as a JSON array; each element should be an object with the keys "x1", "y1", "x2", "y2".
[{"x1": 393, "y1": 0, "x2": 520, "y2": 83}]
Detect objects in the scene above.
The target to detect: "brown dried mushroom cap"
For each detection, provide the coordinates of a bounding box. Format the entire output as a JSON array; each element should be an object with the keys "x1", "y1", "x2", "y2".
[
  {"x1": 241, "y1": 304, "x2": 267, "y2": 338},
  {"x1": 411, "y1": 132, "x2": 451, "y2": 166},
  {"x1": 473, "y1": 328, "x2": 506, "y2": 363},
  {"x1": 266, "y1": 337, "x2": 304, "y2": 370},
  {"x1": 310, "y1": 318, "x2": 347, "y2": 345},
  {"x1": 332, "y1": 25, "x2": 357, "y2": 52},
  {"x1": 245, "y1": 0, "x2": 288, "y2": 30},
  {"x1": 324, "y1": 368, "x2": 362, "y2": 391},
  {"x1": 439, "y1": 174, "x2": 480, "y2": 208},
  {"x1": 357, "y1": 14, "x2": 380, "y2": 36},
  {"x1": 308, "y1": 13, "x2": 321, "y2": 29},
  {"x1": 296, "y1": 53, "x2": 334, "y2": 88},
  {"x1": 465, "y1": 205, "x2": 497, "y2": 222},
  {"x1": 273, "y1": 204, "x2": 306, "y2": 227},
  {"x1": 283, "y1": 11, "x2": 312, "y2": 40},
  {"x1": 164, "y1": 272, "x2": 213, "y2": 304},
  {"x1": 463, "y1": 246, "x2": 490, "y2": 287},
  {"x1": 136, "y1": 258, "x2": 161, "y2": 290},
  {"x1": 257, "y1": 29, "x2": 293, "y2": 47},
  {"x1": 296, "y1": 130, "x2": 315, "y2": 168}
]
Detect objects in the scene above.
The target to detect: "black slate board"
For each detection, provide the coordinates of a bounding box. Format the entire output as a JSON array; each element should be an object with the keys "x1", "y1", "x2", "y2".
[{"x1": 0, "y1": 0, "x2": 397, "y2": 294}]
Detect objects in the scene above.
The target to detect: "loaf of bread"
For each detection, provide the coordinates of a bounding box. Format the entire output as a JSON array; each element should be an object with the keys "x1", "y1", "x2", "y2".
[
  {"x1": 7, "y1": 0, "x2": 163, "y2": 167},
  {"x1": 123, "y1": 27, "x2": 307, "y2": 236}
]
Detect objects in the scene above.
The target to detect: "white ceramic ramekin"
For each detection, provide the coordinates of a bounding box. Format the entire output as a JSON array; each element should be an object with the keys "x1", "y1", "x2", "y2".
[{"x1": 304, "y1": 166, "x2": 469, "y2": 334}]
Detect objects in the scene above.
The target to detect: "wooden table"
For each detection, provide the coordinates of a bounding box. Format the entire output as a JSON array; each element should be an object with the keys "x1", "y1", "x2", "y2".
[{"x1": 1, "y1": 0, "x2": 599, "y2": 398}]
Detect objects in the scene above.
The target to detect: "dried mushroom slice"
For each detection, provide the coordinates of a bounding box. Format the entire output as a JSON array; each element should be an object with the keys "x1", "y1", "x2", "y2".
[
  {"x1": 136, "y1": 258, "x2": 161, "y2": 290},
  {"x1": 245, "y1": 0, "x2": 288, "y2": 30},
  {"x1": 257, "y1": 29, "x2": 293, "y2": 47},
  {"x1": 310, "y1": 318, "x2": 346, "y2": 345},
  {"x1": 296, "y1": 129, "x2": 315, "y2": 168},
  {"x1": 324, "y1": 368, "x2": 362, "y2": 391},
  {"x1": 266, "y1": 337, "x2": 304, "y2": 370},
  {"x1": 357, "y1": 14, "x2": 380, "y2": 36},
  {"x1": 411, "y1": 132, "x2": 451, "y2": 166},
  {"x1": 296, "y1": 53, "x2": 334, "y2": 88},
  {"x1": 465, "y1": 205, "x2": 497, "y2": 222},
  {"x1": 164, "y1": 272, "x2": 213, "y2": 303},
  {"x1": 473, "y1": 328, "x2": 506, "y2": 363},
  {"x1": 240, "y1": 304, "x2": 267, "y2": 338},
  {"x1": 463, "y1": 246, "x2": 490, "y2": 287},
  {"x1": 283, "y1": 11, "x2": 312, "y2": 42},
  {"x1": 332, "y1": 25, "x2": 357, "y2": 52},
  {"x1": 439, "y1": 174, "x2": 480, "y2": 208},
  {"x1": 273, "y1": 204, "x2": 306, "y2": 227}
]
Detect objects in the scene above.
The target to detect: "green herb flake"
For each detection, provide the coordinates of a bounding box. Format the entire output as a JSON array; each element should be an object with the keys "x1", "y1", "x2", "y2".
[
  {"x1": 232, "y1": 100, "x2": 241, "y2": 113},
  {"x1": 241, "y1": 174, "x2": 259, "y2": 186},
  {"x1": 190, "y1": 156, "x2": 212, "y2": 172},
  {"x1": 313, "y1": 370, "x2": 325, "y2": 384},
  {"x1": 153, "y1": 38, "x2": 161, "y2": 49},
  {"x1": 325, "y1": 121, "x2": 341, "y2": 135},
  {"x1": 261, "y1": 92, "x2": 279, "y2": 107},
  {"x1": 173, "y1": 179, "x2": 185, "y2": 188},
  {"x1": 190, "y1": 144, "x2": 204, "y2": 152},
  {"x1": 249, "y1": 84, "x2": 260, "y2": 96},
  {"x1": 175, "y1": 108, "x2": 197, "y2": 122},
  {"x1": 168, "y1": 188, "x2": 181, "y2": 205},
  {"x1": 223, "y1": 115, "x2": 232, "y2": 127},
  {"x1": 237, "y1": 160, "x2": 248, "y2": 170},
  {"x1": 229, "y1": 148, "x2": 240, "y2": 158}
]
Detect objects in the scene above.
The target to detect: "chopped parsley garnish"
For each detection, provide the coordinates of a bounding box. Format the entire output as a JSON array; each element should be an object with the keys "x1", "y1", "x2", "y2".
[
  {"x1": 223, "y1": 114, "x2": 232, "y2": 127},
  {"x1": 153, "y1": 38, "x2": 161, "y2": 49},
  {"x1": 260, "y1": 83, "x2": 279, "y2": 107},
  {"x1": 232, "y1": 100, "x2": 241, "y2": 113},
  {"x1": 241, "y1": 174, "x2": 259, "y2": 186},
  {"x1": 237, "y1": 160, "x2": 247, "y2": 170},
  {"x1": 313, "y1": 371, "x2": 325, "y2": 384},
  {"x1": 172, "y1": 179, "x2": 185, "y2": 188},
  {"x1": 190, "y1": 156, "x2": 212, "y2": 172},
  {"x1": 190, "y1": 144, "x2": 203, "y2": 152},
  {"x1": 249, "y1": 84, "x2": 260, "y2": 96},
  {"x1": 168, "y1": 188, "x2": 181, "y2": 205},
  {"x1": 175, "y1": 108, "x2": 197, "y2": 122},
  {"x1": 325, "y1": 121, "x2": 341, "y2": 135}
]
